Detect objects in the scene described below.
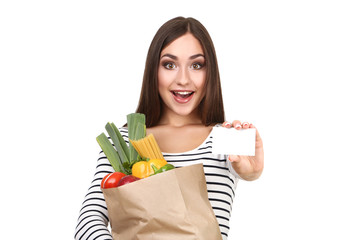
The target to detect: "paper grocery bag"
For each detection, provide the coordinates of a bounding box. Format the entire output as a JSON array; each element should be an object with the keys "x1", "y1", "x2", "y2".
[{"x1": 102, "y1": 163, "x2": 222, "y2": 240}]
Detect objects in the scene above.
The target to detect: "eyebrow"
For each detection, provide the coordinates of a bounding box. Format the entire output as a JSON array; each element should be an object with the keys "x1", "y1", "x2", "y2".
[{"x1": 160, "y1": 53, "x2": 205, "y2": 60}]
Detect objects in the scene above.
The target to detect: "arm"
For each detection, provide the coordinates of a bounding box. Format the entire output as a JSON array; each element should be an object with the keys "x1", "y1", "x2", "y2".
[
  {"x1": 74, "y1": 152, "x2": 114, "y2": 240},
  {"x1": 223, "y1": 121, "x2": 264, "y2": 181}
]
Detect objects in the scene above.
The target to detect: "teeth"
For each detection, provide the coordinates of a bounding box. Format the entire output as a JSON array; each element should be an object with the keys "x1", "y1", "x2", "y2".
[{"x1": 174, "y1": 91, "x2": 192, "y2": 95}]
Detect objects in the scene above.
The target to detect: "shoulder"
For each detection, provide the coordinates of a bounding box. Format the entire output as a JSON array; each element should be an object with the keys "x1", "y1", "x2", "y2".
[{"x1": 119, "y1": 126, "x2": 128, "y2": 133}]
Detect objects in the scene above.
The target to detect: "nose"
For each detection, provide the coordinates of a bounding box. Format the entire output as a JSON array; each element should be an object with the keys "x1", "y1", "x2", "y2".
[{"x1": 175, "y1": 66, "x2": 190, "y2": 86}]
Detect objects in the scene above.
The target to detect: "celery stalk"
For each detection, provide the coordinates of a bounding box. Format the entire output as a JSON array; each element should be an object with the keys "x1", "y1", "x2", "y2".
[{"x1": 96, "y1": 133, "x2": 125, "y2": 173}]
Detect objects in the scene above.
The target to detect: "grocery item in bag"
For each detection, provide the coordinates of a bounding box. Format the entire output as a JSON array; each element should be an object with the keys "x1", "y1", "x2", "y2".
[{"x1": 102, "y1": 163, "x2": 222, "y2": 240}]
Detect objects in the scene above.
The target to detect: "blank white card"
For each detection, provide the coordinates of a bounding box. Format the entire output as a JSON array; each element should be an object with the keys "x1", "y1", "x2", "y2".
[{"x1": 211, "y1": 127, "x2": 256, "y2": 156}]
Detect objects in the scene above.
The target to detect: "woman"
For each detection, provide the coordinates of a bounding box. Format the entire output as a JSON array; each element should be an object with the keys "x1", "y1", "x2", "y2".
[{"x1": 75, "y1": 17, "x2": 264, "y2": 240}]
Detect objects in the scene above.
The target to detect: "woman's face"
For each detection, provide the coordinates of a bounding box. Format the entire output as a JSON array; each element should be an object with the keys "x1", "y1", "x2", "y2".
[{"x1": 158, "y1": 33, "x2": 206, "y2": 119}]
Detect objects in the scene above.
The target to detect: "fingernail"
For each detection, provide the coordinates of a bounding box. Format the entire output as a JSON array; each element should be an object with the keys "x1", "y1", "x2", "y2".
[
  {"x1": 235, "y1": 123, "x2": 241, "y2": 129},
  {"x1": 224, "y1": 122, "x2": 231, "y2": 127},
  {"x1": 243, "y1": 122, "x2": 249, "y2": 127}
]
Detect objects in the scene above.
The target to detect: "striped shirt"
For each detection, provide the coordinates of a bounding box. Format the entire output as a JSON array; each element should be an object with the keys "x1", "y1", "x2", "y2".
[{"x1": 75, "y1": 127, "x2": 240, "y2": 240}]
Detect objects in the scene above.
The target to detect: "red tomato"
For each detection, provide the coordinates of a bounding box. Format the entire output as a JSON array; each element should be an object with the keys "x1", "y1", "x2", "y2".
[{"x1": 101, "y1": 172, "x2": 126, "y2": 189}]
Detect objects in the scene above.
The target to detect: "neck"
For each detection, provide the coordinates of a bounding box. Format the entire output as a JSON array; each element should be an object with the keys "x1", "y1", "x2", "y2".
[{"x1": 158, "y1": 109, "x2": 202, "y2": 128}]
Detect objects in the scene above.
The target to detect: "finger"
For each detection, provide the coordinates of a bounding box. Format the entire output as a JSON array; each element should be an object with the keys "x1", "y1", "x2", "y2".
[
  {"x1": 222, "y1": 121, "x2": 232, "y2": 128},
  {"x1": 247, "y1": 124, "x2": 262, "y2": 142},
  {"x1": 250, "y1": 126, "x2": 262, "y2": 142},
  {"x1": 255, "y1": 128, "x2": 262, "y2": 141},
  {"x1": 242, "y1": 122, "x2": 250, "y2": 129},
  {"x1": 232, "y1": 120, "x2": 242, "y2": 130}
]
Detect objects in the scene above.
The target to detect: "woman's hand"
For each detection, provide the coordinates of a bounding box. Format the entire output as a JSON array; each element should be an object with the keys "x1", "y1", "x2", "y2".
[{"x1": 222, "y1": 120, "x2": 264, "y2": 181}]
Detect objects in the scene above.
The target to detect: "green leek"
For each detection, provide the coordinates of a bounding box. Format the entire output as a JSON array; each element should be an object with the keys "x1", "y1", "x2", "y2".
[
  {"x1": 96, "y1": 133, "x2": 125, "y2": 173},
  {"x1": 127, "y1": 113, "x2": 146, "y2": 161},
  {"x1": 96, "y1": 113, "x2": 146, "y2": 173},
  {"x1": 105, "y1": 122, "x2": 129, "y2": 165}
]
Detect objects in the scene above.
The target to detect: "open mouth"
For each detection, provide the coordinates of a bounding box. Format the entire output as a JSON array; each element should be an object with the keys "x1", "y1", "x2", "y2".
[
  {"x1": 171, "y1": 91, "x2": 194, "y2": 98},
  {"x1": 171, "y1": 91, "x2": 195, "y2": 103}
]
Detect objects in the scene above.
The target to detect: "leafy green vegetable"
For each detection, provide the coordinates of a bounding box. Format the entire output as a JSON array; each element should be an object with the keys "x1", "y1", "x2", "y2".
[
  {"x1": 111, "y1": 122, "x2": 130, "y2": 162},
  {"x1": 127, "y1": 113, "x2": 146, "y2": 162},
  {"x1": 96, "y1": 133, "x2": 125, "y2": 173},
  {"x1": 105, "y1": 123, "x2": 129, "y2": 165},
  {"x1": 96, "y1": 113, "x2": 146, "y2": 174}
]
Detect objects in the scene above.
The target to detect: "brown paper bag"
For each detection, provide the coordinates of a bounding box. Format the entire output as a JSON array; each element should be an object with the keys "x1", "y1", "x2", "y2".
[{"x1": 102, "y1": 163, "x2": 222, "y2": 240}]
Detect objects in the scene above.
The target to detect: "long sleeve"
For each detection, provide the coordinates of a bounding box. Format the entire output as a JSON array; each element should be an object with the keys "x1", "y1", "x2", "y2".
[{"x1": 74, "y1": 151, "x2": 114, "y2": 240}]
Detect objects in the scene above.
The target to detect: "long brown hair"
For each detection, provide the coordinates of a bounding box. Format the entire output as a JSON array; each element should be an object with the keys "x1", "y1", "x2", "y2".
[{"x1": 135, "y1": 17, "x2": 225, "y2": 127}]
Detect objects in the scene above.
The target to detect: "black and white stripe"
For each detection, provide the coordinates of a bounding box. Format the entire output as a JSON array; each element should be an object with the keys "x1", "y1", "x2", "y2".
[{"x1": 75, "y1": 128, "x2": 240, "y2": 240}]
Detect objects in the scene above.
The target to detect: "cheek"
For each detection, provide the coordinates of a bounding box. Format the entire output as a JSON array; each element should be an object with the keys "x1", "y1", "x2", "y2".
[
  {"x1": 157, "y1": 69, "x2": 174, "y2": 100},
  {"x1": 193, "y1": 71, "x2": 206, "y2": 91},
  {"x1": 158, "y1": 68, "x2": 173, "y2": 89}
]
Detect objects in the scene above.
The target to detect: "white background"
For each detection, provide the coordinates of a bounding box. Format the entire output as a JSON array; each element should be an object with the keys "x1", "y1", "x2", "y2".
[{"x1": 1, "y1": 0, "x2": 359, "y2": 239}]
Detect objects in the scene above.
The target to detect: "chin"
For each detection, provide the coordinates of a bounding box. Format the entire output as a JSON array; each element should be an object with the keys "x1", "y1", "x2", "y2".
[
  {"x1": 162, "y1": 97, "x2": 201, "y2": 118},
  {"x1": 172, "y1": 106, "x2": 199, "y2": 117}
]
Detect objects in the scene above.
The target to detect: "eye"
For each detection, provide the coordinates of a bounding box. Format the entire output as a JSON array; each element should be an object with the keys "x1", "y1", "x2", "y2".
[
  {"x1": 192, "y1": 63, "x2": 203, "y2": 70},
  {"x1": 163, "y1": 62, "x2": 176, "y2": 70}
]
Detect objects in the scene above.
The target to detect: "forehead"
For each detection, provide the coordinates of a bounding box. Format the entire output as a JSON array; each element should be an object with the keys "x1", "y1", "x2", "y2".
[{"x1": 161, "y1": 33, "x2": 204, "y2": 57}]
